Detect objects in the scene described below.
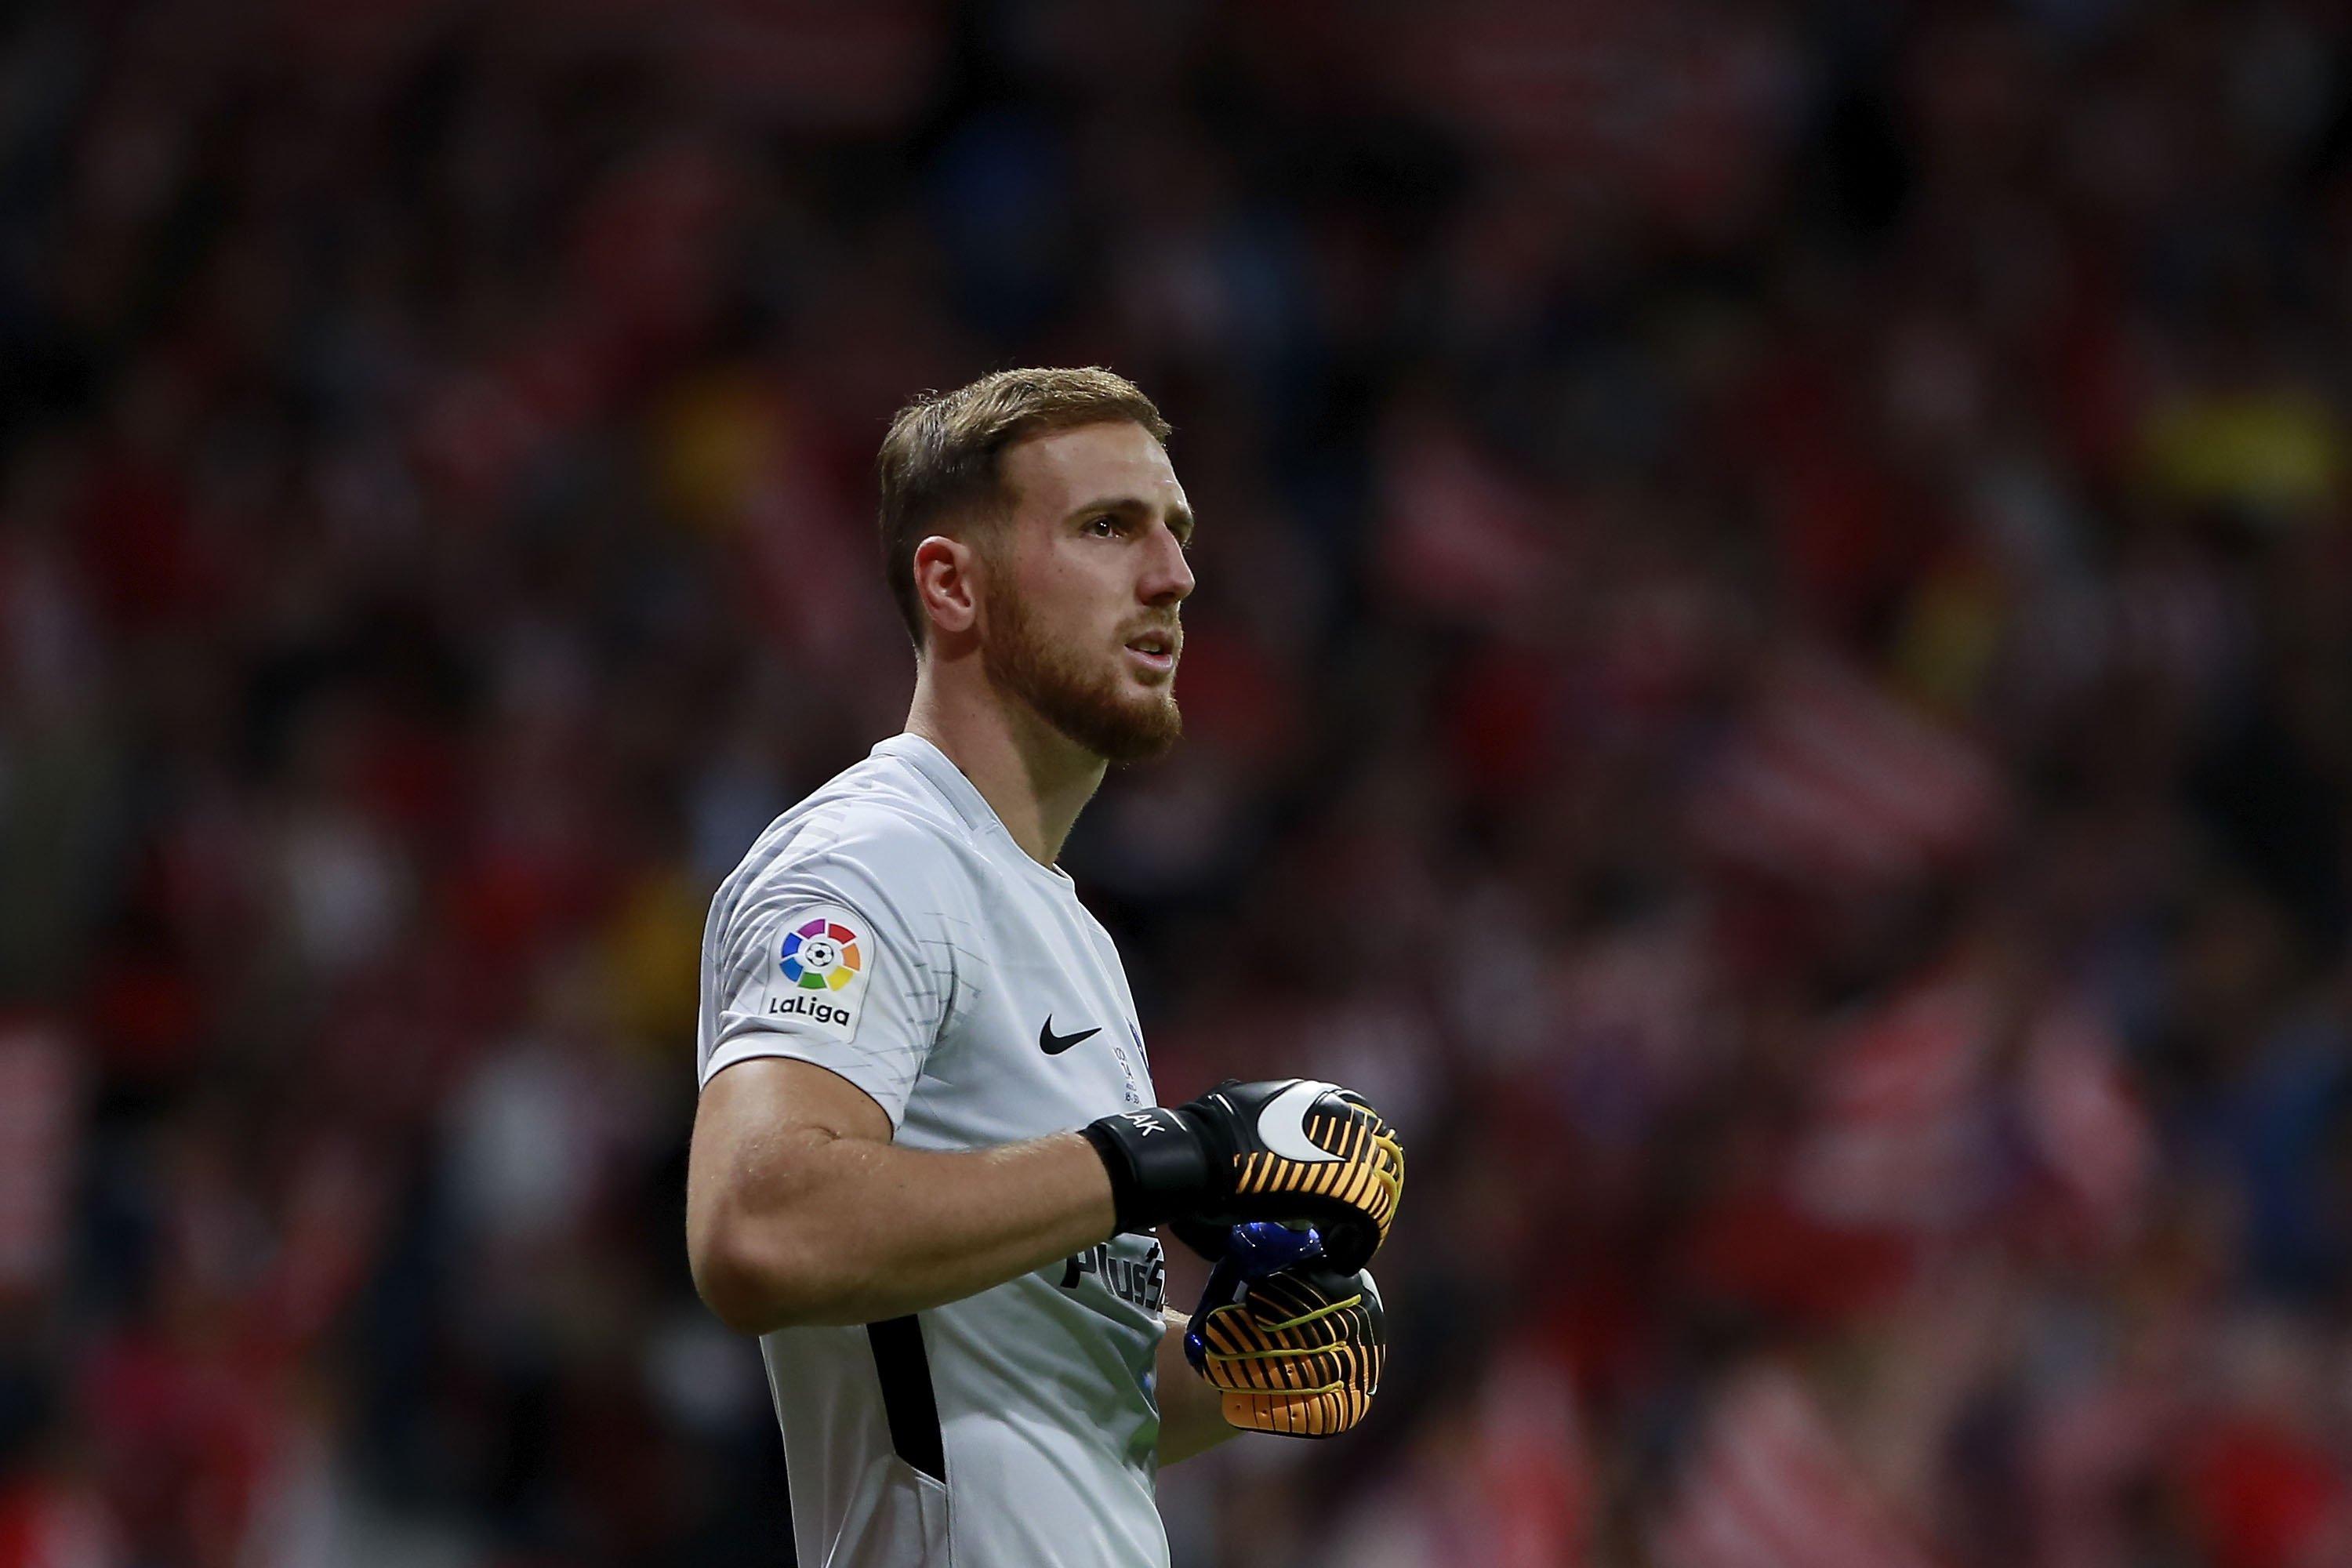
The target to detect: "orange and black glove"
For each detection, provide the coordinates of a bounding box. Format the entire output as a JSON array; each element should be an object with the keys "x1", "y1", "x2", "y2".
[
  {"x1": 1184, "y1": 1222, "x2": 1385, "y2": 1439},
  {"x1": 1083, "y1": 1079, "x2": 1404, "y2": 1272}
]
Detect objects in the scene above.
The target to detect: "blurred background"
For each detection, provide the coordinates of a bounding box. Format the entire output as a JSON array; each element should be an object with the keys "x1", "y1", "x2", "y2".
[{"x1": 4, "y1": 0, "x2": 2352, "y2": 1564}]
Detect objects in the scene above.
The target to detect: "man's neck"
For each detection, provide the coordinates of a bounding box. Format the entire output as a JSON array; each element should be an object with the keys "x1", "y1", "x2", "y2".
[{"x1": 904, "y1": 659, "x2": 1105, "y2": 868}]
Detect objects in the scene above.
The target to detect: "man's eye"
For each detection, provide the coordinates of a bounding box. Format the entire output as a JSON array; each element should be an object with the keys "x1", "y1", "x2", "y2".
[{"x1": 1084, "y1": 516, "x2": 1118, "y2": 537}]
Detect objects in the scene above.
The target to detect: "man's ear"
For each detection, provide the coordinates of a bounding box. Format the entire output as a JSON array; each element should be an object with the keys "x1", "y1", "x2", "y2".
[{"x1": 912, "y1": 534, "x2": 982, "y2": 643}]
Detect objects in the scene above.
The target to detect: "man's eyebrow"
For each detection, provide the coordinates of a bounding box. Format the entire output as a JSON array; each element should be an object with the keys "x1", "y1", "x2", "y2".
[{"x1": 1070, "y1": 495, "x2": 1196, "y2": 542}]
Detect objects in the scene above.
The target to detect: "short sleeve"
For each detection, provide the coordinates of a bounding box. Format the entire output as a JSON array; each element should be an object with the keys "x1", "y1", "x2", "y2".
[{"x1": 701, "y1": 850, "x2": 954, "y2": 1127}]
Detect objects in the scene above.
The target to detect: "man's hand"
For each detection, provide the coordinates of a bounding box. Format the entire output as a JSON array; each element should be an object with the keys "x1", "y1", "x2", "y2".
[
  {"x1": 1082, "y1": 1079, "x2": 1405, "y2": 1272},
  {"x1": 1184, "y1": 1222, "x2": 1385, "y2": 1439}
]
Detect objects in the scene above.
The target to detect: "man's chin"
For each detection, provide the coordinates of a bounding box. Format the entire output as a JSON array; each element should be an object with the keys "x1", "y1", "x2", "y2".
[
  {"x1": 1058, "y1": 692, "x2": 1182, "y2": 764},
  {"x1": 980, "y1": 592, "x2": 1183, "y2": 762}
]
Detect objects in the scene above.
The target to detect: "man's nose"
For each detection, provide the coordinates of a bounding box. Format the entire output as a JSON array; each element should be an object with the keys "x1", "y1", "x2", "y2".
[{"x1": 1140, "y1": 522, "x2": 1194, "y2": 605}]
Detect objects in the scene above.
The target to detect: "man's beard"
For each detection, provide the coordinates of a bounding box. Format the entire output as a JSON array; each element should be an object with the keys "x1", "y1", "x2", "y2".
[{"x1": 982, "y1": 580, "x2": 1182, "y2": 764}]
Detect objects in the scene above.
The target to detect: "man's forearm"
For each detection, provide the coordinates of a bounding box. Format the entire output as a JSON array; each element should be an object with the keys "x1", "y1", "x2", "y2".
[
  {"x1": 691, "y1": 1121, "x2": 1117, "y2": 1331},
  {"x1": 1156, "y1": 1311, "x2": 1243, "y2": 1464}
]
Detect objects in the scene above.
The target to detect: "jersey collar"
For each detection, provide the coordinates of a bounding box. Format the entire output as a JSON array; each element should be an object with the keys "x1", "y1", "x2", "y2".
[{"x1": 873, "y1": 732, "x2": 1077, "y2": 887}]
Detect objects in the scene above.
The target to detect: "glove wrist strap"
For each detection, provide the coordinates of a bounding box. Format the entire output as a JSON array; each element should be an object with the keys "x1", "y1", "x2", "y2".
[{"x1": 1081, "y1": 1109, "x2": 1210, "y2": 1232}]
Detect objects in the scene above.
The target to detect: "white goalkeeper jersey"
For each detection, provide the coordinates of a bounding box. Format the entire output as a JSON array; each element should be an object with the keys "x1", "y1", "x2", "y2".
[{"x1": 696, "y1": 732, "x2": 1171, "y2": 1568}]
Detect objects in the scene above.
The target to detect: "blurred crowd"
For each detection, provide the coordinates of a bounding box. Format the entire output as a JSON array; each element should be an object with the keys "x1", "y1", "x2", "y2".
[{"x1": 5, "y1": 0, "x2": 2352, "y2": 1564}]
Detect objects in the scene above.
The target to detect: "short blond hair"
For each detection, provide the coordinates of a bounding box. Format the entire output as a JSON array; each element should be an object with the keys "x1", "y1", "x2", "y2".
[{"x1": 876, "y1": 367, "x2": 1171, "y2": 647}]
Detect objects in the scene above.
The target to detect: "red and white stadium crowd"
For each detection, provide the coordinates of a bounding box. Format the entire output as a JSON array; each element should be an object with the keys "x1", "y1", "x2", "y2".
[{"x1": 5, "y1": 2, "x2": 2352, "y2": 1566}]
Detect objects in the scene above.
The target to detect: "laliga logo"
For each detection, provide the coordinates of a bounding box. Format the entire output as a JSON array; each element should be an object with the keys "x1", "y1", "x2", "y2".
[{"x1": 782, "y1": 918, "x2": 862, "y2": 992}]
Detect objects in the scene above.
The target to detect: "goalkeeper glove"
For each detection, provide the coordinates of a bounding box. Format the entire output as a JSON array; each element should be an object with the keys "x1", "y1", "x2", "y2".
[
  {"x1": 1081, "y1": 1079, "x2": 1404, "y2": 1272},
  {"x1": 1185, "y1": 1221, "x2": 1385, "y2": 1439}
]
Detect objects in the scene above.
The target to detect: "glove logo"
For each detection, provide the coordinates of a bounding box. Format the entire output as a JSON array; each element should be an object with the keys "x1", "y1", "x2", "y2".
[{"x1": 1255, "y1": 1080, "x2": 1345, "y2": 1165}]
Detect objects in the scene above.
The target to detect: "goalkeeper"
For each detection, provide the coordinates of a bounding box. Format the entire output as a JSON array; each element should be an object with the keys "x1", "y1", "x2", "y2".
[{"x1": 686, "y1": 368, "x2": 1400, "y2": 1568}]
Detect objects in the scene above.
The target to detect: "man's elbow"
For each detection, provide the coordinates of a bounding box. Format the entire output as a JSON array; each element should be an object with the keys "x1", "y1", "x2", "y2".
[
  {"x1": 688, "y1": 1218, "x2": 844, "y2": 1334},
  {"x1": 685, "y1": 1108, "x2": 878, "y2": 1331},
  {"x1": 691, "y1": 1244, "x2": 789, "y2": 1335}
]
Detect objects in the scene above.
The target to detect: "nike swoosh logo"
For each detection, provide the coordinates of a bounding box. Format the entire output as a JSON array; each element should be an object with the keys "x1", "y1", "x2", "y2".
[
  {"x1": 1256, "y1": 1080, "x2": 1345, "y2": 1164},
  {"x1": 1039, "y1": 1018, "x2": 1102, "y2": 1055}
]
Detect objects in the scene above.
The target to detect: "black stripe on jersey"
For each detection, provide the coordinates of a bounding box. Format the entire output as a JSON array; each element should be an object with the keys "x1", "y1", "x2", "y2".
[{"x1": 866, "y1": 1315, "x2": 946, "y2": 1483}]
